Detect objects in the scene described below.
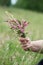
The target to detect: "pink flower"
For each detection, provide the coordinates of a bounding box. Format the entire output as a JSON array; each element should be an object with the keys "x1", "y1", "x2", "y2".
[
  {"x1": 17, "y1": 25, "x2": 24, "y2": 33},
  {"x1": 22, "y1": 20, "x2": 29, "y2": 28},
  {"x1": 7, "y1": 18, "x2": 29, "y2": 37},
  {"x1": 9, "y1": 23, "x2": 17, "y2": 29},
  {"x1": 20, "y1": 29, "x2": 24, "y2": 33},
  {"x1": 17, "y1": 25, "x2": 21, "y2": 29},
  {"x1": 11, "y1": 25, "x2": 17, "y2": 29},
  {"x1": 23, "y1": 21, "x2": 28, "y2": 27}
]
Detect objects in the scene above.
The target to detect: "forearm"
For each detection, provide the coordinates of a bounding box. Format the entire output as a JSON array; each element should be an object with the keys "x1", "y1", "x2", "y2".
[{"x1": 30, "y1": 40, "x2": 43, "y2": 53}]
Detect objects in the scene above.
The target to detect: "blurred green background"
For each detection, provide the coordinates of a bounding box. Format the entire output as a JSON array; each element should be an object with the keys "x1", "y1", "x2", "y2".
[
  {"x1": 0, "y1": 0, "x2": 43, "y2": 65},
  {"x1": 0, "y1": 0, "x2": 43, "y2": 12}
]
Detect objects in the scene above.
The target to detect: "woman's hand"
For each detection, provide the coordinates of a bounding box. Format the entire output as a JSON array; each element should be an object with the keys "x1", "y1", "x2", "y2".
[
  {"x1": 19, "y1": 38, "x2": 43, "y2": 53},
  {"x1": 19, "y1": 37, "x2": 32, "y2": 51}
]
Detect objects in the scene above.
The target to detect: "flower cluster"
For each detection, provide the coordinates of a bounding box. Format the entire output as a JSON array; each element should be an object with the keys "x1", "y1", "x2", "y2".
[{"x1": 7, "y1": 19, "x2": 29, "y2": 38}]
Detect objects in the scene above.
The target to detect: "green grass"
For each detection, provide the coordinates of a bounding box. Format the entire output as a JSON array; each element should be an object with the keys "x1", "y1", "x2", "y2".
[{"x1": 0, "y1": 7, "x2": 43, "y2": 65}]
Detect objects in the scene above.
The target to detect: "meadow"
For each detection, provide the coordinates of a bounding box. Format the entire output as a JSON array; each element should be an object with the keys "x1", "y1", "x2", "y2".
[{"x1": 0, "y1": 7, "x2": 43, "y2": 65}]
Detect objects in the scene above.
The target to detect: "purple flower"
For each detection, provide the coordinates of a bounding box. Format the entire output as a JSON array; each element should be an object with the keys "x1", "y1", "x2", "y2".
[
  {"x1": 22, "y1": 20, "x2": 29, "y2": 28},
  {"x1": 7, "y1": 19, "x2": 29, "y2": 37}
]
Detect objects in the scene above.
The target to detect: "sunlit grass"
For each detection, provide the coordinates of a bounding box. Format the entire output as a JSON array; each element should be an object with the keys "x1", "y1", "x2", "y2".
[{"x1": 0, "y1": 7, "x2": 43, "y2": 65}]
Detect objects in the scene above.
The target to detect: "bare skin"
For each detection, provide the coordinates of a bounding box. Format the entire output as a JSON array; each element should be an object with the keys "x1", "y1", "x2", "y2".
[{"x1": 19, "y1": 37, "x2": 43, "y2": 53}]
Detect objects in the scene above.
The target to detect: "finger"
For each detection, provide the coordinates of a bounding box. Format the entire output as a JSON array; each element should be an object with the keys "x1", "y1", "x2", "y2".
[
  {"x1": 22, "y1": 44, "x2": 32, "y2": 49},
  {"x1": 22, "y1": 46, "x2": 29, "y2": 51},
  {"x1": 19, "y1": 37, "x2": 26, "y2": 42},
  {"x1": 19, "y1": 37, "x2": 29, "y2": 43},
  {"x1": 20, "y1": 41, "x2": 27, "y2": 44},
  {"x1": 21, "y1": 44, "x2": 28, "y2": 47}
]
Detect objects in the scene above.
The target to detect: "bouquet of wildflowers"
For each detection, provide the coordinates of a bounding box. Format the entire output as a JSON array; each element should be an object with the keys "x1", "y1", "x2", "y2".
[{"x1": 5, "y1": 11, "x2": 29, "y2": 38}]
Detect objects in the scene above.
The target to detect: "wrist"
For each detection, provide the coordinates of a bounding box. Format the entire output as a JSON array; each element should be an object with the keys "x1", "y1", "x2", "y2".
[{"x1": 30, "y1": 41, "x2": 41, "y2": 52}]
